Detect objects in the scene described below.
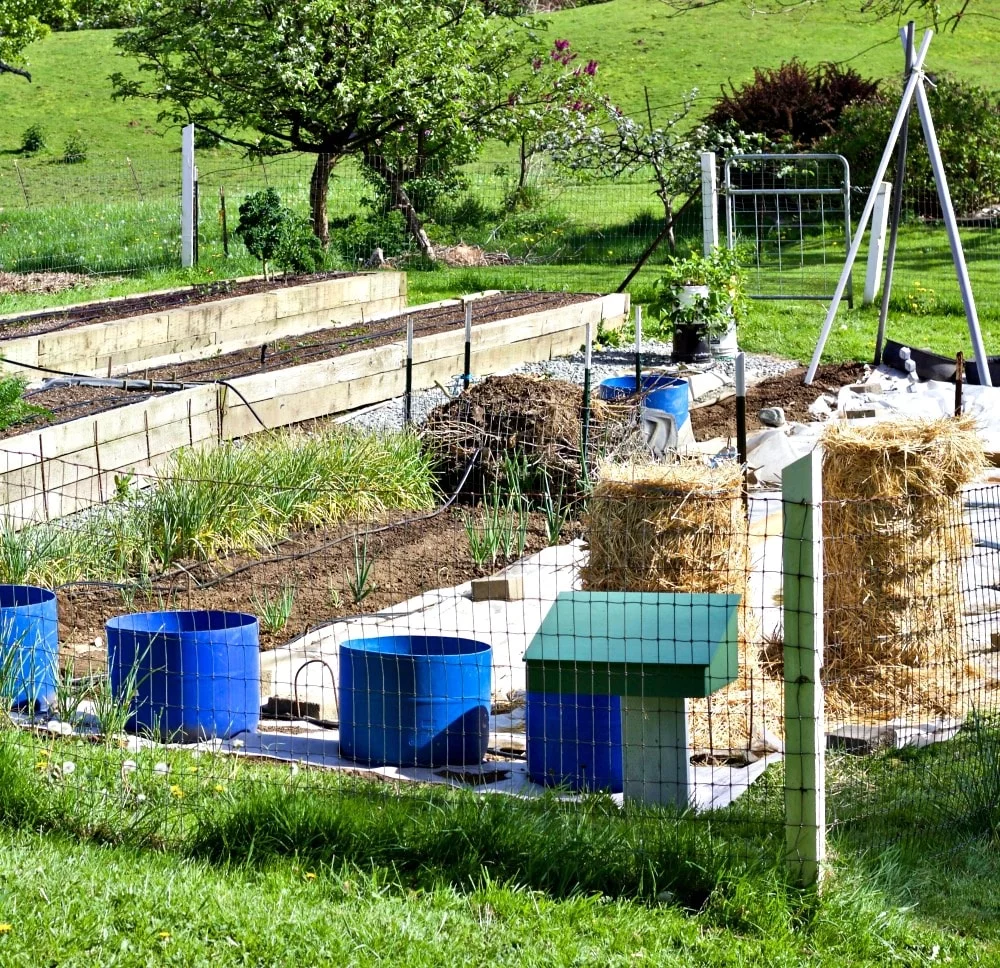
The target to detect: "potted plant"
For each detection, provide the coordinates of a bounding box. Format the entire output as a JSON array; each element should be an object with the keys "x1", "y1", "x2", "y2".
[{"x1": 647, "y1": 247, "x2": 748, "y2": 363}]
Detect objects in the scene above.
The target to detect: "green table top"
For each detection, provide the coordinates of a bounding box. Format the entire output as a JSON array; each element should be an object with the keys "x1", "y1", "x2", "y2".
[{"x1": 523, "y1": 591, "x2": 740, "y2": 699}]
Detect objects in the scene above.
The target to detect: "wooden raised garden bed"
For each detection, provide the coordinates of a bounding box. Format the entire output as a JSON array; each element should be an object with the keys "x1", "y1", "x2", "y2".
[
  {"x1": 0, "y1": 291, "x2": 629, "y2": 526},
  {"x1": 0, "y1": 271, "x2": 406, "y2": 379}
]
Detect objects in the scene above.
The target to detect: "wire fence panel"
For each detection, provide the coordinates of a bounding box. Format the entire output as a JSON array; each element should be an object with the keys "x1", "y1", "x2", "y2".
[{"x1": 0, "y1": 369, "x2": 994, "y2": 874}]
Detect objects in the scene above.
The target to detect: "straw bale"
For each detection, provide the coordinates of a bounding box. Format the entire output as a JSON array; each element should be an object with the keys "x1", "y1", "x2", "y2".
[
  {"x1": 821, "y1": 417, "x2": 985, "y2": 720},
  {"x1": 581, "y1": 459, "x2": 775, "y2": 753}
]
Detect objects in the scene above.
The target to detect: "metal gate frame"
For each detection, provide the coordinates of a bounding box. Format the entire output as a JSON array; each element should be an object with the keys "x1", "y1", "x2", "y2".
[{"x1": 724, "y1": 153, "x2": 853, "y2": 307}]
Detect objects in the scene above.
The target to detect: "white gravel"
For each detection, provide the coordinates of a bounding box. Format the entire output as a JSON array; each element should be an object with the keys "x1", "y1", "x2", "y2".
[{"x1": 342, "y1": 339, "x2": 800, "y2": 434}]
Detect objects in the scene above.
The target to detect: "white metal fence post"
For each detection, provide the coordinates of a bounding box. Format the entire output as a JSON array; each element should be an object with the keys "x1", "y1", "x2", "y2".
[
  {"x1": 782, "y1": 449, "x2": 826, "y2": 887},
  {"x1": 863, "y1": 181, "x2": 893, "y2": 306},
  {"x1": 701, "y1": 151, "x2": 718, "y2": 256},
  {"x1": 181, "y1": 124, "x2": 196, "y2": 268}
]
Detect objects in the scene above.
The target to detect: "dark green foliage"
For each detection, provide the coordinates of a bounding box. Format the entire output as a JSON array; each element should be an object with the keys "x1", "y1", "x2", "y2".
[
  {"x1": 0, "y1": 374, "x2": 52, "y2": 431},
  {"x1": 61, "y1": 134, "x2": 87, "y2": 163},
  {"x1": 330, "y1": 210, "x2": 408, "y2": 263},
  {"x1": 19, "y1": 123, "x2": 46, "y2": 154},
  {"x1": 822, "y1": 75, "x2": 1000, "y2": 217},
  {"x1": 235, "y1": 188, "x2": 323, "y2": 275},
  {"x1": 193, "y1": 125, "x2": 221, "y2": 150},
  {"x1": 707, "y1": 59, "x2": 879, "y2": 147}
]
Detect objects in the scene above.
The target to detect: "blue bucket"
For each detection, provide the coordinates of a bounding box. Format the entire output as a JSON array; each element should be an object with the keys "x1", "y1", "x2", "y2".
[
  {"x1": 526, "y1": 692, "x2": 623, "y2": 793},
  {"x1": 596, "y1": 375, "x2": 689, "y2": 429},
  {"x1": 106, "y1": 610, "x2": 260, "y2": 742},
  {"x1": 340, "y1": 635, "x2": 492, "y2": 767},
  {"x1": 0, "y1": 585, "x2": 58, "y2": 712}
]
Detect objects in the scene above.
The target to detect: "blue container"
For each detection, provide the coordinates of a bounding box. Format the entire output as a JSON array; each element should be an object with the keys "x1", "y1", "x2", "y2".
[
  {"x1": 526, "y1": 692, "x2": 623, "y2": 793},
  {"x1": 596, "y1": 375, "x2": 689, "y2": 429},
  {"x1": 340, "y1": 635, "x2": 492, "y2": 767},
  {"x1": 0, "y1": 585, "x2": 58, "y2": 712},
  {"x1": 106, "y1": 610, "x2": 260, "y2": 742}
]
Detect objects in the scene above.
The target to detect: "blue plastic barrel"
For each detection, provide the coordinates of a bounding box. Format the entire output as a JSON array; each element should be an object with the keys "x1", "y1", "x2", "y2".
[
  {"x1": 596, "y1": 374, "x2": 681, "y2": 402},
  {"x1": 597, "y1": 375, "x2": 689, "y2": 431},
  {"x1": 526, "y1": 692, "x2": 623, "y2": 793},
  {"x1": 106, "y1": 610, "x2": 260, "y2": 742},
  {"x1": 339, "y1": 635, "x2": 492, "y2": 767},
  {"x1": 0, "y1": 585, "x2": 58, "y2": 712}
]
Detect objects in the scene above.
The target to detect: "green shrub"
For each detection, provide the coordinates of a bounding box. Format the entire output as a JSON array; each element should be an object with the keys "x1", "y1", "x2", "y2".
[
  {"x1": 19, "y1": 124, "x2": 46, "y2": 154},
  {"x1": 822, "y1": 75, "x2": 1000, "y2": 217},
  {"x1": 62, "y1": 135, "x2": 88, "y2": 164},
  {"x1": 707, "y1": 59, "x2": 879, "y2": 148},
  {"x1": 0, "y1": 374, "x2": 51, "y2": 432},
  {"x1": 330, "y1": 210, "x2": 408, "y2": 264},
  {"x1": 236, "y1": 188, "x2": 323, "y2": 276}
]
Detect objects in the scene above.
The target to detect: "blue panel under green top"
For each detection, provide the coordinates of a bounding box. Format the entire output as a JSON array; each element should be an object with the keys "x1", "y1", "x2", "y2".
[{"x1": 523, "y1": 592, "x2": 740, "y2": 699}]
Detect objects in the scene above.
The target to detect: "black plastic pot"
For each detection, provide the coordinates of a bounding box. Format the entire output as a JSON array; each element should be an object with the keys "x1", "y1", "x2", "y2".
[{"x1": 670, "y1": 323, "x2": 712, "y2": 364}]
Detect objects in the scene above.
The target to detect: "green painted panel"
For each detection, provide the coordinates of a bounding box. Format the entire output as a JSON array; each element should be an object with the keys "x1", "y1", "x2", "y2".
[{"x1": 524, "y1": 591, "x2": 740, "y2": 699}]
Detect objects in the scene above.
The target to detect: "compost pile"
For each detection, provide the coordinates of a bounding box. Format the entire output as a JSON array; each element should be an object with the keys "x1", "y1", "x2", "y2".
[
  {"x1": 581, "y1": 459, "x2": 780, "y2": 756},
  {"x1": 422, "y1": 375, "x2": 636, "y2": 499},
  {"x1": 822, "y1": 416, "x2": 985, "y2": 721}
]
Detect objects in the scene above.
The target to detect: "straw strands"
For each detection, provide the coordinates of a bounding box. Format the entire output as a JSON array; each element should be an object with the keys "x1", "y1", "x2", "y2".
[
  {"x1": 821, "y1": 417, "x2": 986, "y2": 721},
  {"x1": 580, "y1": 460, "x2": 780, "y2": 754}
]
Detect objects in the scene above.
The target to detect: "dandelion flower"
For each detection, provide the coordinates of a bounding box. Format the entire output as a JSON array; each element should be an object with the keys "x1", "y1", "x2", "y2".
[
  {"x1": 0, "y1": 924, "x2": 11, "y2": 934},
  {"x1": 169, "y1": 784, "x2": 184, "y2": 798}
]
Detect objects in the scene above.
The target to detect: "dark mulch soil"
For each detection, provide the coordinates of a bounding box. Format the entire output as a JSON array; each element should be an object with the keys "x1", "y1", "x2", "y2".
[
  {"x1": 4, "y1": 292, "x2": 591, "y2": 441},
  {"x1": 689, "y1": 362, "x2": 867, "y2": 441},
  {"x1": 0, "y1": 272, "x2": 356, "y2": 340},
  {"x1": 139, "y1": 291, "x2": 588, "y2": 383},
  {"x1": 57, "y1": 507, "x2": 578, "y2": 673}
]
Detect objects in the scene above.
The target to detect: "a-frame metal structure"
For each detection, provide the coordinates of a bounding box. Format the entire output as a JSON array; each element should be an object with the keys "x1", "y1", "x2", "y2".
[{"x1": 804, "y1": 27, "x2": 993, "y2": 387}]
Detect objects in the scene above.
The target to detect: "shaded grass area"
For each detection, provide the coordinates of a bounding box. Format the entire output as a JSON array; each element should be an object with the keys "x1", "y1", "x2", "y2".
[{"x1": 0, "y1": 732, "x2": 992, "y2": 965}]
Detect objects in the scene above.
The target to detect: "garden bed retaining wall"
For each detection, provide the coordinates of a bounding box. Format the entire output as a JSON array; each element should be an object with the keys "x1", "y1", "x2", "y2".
[{"x1": 0, "y1": 272, "x2": 406, "y2": 380}]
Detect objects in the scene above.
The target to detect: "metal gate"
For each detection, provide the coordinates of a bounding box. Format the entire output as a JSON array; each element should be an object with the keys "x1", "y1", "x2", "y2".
[{"x1": 724, "y1": 153, "x2": 853, "y2": 306}]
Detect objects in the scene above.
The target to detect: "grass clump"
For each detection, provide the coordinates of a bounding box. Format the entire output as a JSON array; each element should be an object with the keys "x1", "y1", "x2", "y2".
[{"x1": 0, "y1": 427, "x2": 436, "y2": 586}]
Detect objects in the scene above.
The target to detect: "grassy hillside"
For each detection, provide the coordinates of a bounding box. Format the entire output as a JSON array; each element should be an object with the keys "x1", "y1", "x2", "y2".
[{"x1": 3, "y1": 2, "x2": 999, "y2": 182}]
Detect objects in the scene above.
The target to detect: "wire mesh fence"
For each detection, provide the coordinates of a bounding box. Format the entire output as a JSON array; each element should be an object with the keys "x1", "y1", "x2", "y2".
[{"x1": 0, "y1": 374, "x2": 995, "y2": 870}]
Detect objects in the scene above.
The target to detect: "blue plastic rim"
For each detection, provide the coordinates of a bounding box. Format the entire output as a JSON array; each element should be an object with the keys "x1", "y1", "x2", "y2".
[
  {"x1": 339, "y1": 634, "x2": 492, "y2": 768},
  {"x1": 596, "y1": 375, "x2": 690, "y2": 429},
  {"x1": 526, "y1": 692, "x2": 623, "y2": 793},
  {"x1": 106, "y1": 610, "x2": 260, "y2": 742},
  {"x1": 0, "y1": 585, "x2": 58, "y2": 712}
]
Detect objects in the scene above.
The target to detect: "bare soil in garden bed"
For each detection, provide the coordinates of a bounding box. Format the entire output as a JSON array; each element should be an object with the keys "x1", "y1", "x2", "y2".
[
  {"x1": 136, "y1": 291, "x2": 590, "y2": 383},
  {"x1": 689, "y1": 362, "x2": 866, "y2": 441},
  {"x1": 0, "y1": 291, "x2": 591, "y2": 440},
  {"x1": 0, "y1": 272, "x2": 356, "y2": 340},
  {"x1": 57, "y1": 507, "x2": 579, "y2": 673}
]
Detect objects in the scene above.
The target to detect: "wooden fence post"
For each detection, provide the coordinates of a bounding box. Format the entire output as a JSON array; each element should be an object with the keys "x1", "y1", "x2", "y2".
[{"x1": 782, "y1": 449, "x2": 826, "y2": 887}]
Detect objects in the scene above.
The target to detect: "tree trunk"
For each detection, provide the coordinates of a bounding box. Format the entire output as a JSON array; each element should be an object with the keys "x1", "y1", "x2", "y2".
[
  {"x1": 366, "y1": 154, "x2": 434, "y2": 260},
  {"x1": 309, "y1": 153, "x2": 336, "y2": 245},
  {"x1": 518, "y1": 134, "x2": 529, "y2": 192}
]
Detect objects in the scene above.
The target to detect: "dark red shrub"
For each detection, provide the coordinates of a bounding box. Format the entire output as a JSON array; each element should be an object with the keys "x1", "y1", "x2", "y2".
[{"x1": 706, "y1": 60, "x2": 880, "y2": 147}]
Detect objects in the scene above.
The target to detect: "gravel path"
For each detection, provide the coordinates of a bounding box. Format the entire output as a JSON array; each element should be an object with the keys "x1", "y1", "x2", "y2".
[{"x1": 343, "y1": 338, "x2": 800, "y2": 434}]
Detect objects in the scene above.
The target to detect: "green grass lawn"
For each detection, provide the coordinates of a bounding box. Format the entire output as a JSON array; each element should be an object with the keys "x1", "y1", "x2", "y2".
[{"x1": 0, "y1": 726, "x2": 997, "y2": 967}]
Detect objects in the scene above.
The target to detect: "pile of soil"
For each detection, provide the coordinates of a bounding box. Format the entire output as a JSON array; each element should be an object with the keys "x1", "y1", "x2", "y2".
[
  {"x1": 689, "y1": 363, "x2": 866, "y2": 441},
  {"x1": 422, "y1": 374, "x2": 632, "y2": 499},
  {"x1": 0, "y1": 271, "x2": 355, "y2": 339},
  {"x1": 57, "y1": 508, "x2": 574, "y2": 669},
  {"x1": 0, "y1": 272, "x2": 108, "y2": 296}
]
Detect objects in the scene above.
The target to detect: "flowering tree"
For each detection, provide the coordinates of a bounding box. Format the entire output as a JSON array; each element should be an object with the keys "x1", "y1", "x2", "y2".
[
  {"x1": 112, "y1": 0, "x2": 542, "y2": 247},
  {"x1": 360, "y1": 38, "x2": 600, "y2": 255},
  {"x1": 545, "y1": 90, "x2": 765, "y2": 286}
]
